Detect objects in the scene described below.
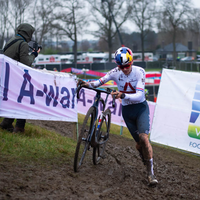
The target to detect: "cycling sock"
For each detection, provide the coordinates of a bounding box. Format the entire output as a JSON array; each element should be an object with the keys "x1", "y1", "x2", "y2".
[
  {"x1": 146, "y1": 158, "x2": 154, "y2": 175},
  {"x1": 149, "y1": 158, "x2": 154, "y2": 175}
]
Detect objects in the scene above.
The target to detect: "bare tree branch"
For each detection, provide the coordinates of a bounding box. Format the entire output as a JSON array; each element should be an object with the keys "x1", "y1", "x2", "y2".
[
  {"x1": 158, "y1": 0, "x2": 192, "y2": 62},
  {"x1": 52, "y1": 0, "x2": 89, "y2": 64},
  {"x1": 86, "y1": 0, "x2": 131, "y2": 62},
  {"x1": 129, "y1": 0, "x2": 157, "y2": 61}
]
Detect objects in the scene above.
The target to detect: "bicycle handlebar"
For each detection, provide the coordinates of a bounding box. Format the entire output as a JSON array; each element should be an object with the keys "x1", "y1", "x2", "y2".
[{"x1": 76, "y1": 80, "x2": 116, "y2": 107}]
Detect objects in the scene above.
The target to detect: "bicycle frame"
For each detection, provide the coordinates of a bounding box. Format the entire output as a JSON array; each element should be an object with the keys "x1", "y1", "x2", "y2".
[
  {"x1": 82, "y1": 88, "x2": 113, "y2": 147},
  {"x1": 74, "y1": 81, "x2": 116, "y2": 172},
  {"x1": 76, "y1": 83, "x2": 115, "y2": 147},
  {"x1": 94, "y1": 91, "x2": 111, "y2": 145}
]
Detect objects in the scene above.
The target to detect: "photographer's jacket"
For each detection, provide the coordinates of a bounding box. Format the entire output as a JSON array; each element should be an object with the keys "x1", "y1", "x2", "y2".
[{"x1": 3, "y1": 23, "x2": 36, "y2": 66}]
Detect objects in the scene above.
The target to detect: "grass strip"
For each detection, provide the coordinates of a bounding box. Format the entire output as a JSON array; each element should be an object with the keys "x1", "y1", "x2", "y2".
[{"x1": 0, "y1": 120, "x2": 76, "y2": 163}]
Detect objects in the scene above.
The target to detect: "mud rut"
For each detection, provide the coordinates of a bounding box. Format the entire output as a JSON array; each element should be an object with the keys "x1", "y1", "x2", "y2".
[{"x1": 0, "y1": 120, "x2": 200, "y2": 200}]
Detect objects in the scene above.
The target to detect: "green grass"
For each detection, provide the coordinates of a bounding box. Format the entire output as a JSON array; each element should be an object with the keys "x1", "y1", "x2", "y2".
[
  {"x1": 0, "y1": 119, "x2": 76, "y2": 163},
  {"x1": 0, "y1": 116, "x2": 131, "y2": 164},
  {"x1": 145, "y1": 68, "x2": 161, "y2": 72}
]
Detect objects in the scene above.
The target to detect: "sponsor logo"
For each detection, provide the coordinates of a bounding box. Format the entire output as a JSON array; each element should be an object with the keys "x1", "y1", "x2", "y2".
[
  {"x1": 188, "y1": 80, "x2": 200, "y2": 140},
  {"x1": 189, "y1": 141, "x2": 200, "y2": 149}
]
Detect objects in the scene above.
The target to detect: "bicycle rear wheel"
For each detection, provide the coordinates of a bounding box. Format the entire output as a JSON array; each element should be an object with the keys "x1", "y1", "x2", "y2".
[
  {"x1": 74, "y1": 107, "x2": 95, "y2": 172},
  {"x1": 93, "y1": 108, "x2": 111, "y2": 165}
]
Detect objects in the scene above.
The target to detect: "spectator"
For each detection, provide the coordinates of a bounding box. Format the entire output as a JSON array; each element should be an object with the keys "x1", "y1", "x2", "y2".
[{"x1": 0, "y1": 23, "x2": 40, "y2": 133}]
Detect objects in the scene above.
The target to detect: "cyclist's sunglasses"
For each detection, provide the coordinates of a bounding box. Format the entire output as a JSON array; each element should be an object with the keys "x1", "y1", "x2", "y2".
[{"x1": 118, "y1": 64, "x2": 131, "y2": 70}]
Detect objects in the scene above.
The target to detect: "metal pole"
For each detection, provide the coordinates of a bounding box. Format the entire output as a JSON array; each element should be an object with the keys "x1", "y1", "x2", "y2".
[{"x1": 120, "y1": 126, "x2": 123, "y2": 135}]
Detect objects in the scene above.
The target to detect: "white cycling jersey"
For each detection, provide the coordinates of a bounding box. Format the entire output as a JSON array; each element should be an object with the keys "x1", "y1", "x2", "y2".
[{"x1": 89, "y1": 65, "x2": 146, "y2": 106}]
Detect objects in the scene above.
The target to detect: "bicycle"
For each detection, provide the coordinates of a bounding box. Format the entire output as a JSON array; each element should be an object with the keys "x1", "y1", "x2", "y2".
[{"x1": 74, "y1": 81, "x2": 116, "y2": 172}]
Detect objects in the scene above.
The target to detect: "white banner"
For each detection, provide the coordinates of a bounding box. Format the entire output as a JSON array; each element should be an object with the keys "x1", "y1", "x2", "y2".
[
  {"x1": 77, "y1": 88, "x2": 156, "y2": 130},
  {"x1": 0, "y1": 55, "x2": 77, "y2": 122},
  {"x1": 150, "y1": 69, "x2": 200, "y2": 154},
  {"x1": 0, "y1": 55, "x2": 155, "y2": 130}
]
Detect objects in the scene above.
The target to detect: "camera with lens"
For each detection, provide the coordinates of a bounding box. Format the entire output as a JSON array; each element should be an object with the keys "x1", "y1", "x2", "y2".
[{"x1": 33, "y1": 41, "x2": 42, "y2": 51}]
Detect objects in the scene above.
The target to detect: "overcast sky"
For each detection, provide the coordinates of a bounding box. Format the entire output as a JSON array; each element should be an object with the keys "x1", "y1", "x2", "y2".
[
  {"x1": 193, "y1": 0, "x2": 200, "y2": 8},
  {"x1": 78, "y1": 0, "x2": 200, "y2": 41}
]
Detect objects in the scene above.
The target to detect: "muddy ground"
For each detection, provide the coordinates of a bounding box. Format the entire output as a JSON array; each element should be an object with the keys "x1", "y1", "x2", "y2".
[{"x1": 0, "y1": 120, "x2": 200, "y2": 200}]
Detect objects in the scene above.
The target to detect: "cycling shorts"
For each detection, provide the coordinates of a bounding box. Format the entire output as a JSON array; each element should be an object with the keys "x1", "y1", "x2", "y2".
[{"x1": 122, "y1": 100, "x2": 150, "y2": 143}]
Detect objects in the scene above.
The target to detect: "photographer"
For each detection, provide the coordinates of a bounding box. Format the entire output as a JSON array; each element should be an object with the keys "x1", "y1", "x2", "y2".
[{"x1": 0, "y1": 23, "x2": 41, "y2": 133}]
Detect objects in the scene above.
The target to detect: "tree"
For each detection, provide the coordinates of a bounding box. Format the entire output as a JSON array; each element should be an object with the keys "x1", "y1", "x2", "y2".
[
  {"x1": 0, "y1": 0, "x2": 9, "y2": 49},
  {"x1": 29, "y1": 0, "x2": 60, "y2": 47},
  {"x1": 0, "y1": 0, "x2": 31, "y2": 49},
  {"x1": 59, "y1": 41, "x2": 70, "y2": 52},
  {"x1": 98, "y1": 37, "x2": 109, "y2": 52},
  {"x1": 187, "y1": 8, "x2": 200, "y2": 51},
  {"x1": 80, "y1": 40, "x2": 90, "y2": 52},
  {"x1": 53, "y1": 0, "x2": 89, "y2": 65},
  {"x1": 129, "y1": 0, "x2": 157, "y2": 61},
  {"x1": 158, "y1": 0, "x2": 192, "y2": 62},
  {"x1": 11, "y1": 0, "x2": 32, "y2": 30},
  {"x1": 87, "y1": 0, "x2": 131, "y2": 62}
]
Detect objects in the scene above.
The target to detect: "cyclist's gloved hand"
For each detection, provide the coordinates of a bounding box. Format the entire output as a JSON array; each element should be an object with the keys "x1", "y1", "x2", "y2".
[
  {"x1": 77, "y1": 79, "x2": 90, "y2": 88},
  {"x1": 83, "y1": 82, "x2": 90, "y2": 88},
  {"x1": 111, "y1": 91, "x2": 118, "y2": 99},
  {"x1": 111, "y1": 91, "x2": 124, "y2": 99},
  {"x1": 77, "y1": 79, "x2": 83, "y2": 87}
]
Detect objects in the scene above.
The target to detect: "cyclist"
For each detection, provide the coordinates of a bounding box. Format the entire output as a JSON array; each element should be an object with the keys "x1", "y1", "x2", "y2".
[{"x1": 78, "y1": 47, "x2": 158, "y2": 185}]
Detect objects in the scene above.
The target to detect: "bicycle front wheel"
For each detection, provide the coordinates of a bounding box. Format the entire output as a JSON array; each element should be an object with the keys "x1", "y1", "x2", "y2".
[
  {"x1": 93, "y1": 108, "x2": 111, "y2": 165},
  {"x1": 74, "y1": 107, "x2": 95, "y2": 172}
]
